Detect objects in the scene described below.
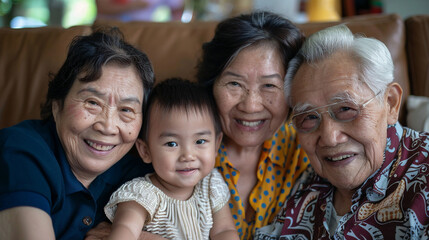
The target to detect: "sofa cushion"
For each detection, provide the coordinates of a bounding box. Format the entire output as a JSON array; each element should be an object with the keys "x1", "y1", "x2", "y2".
[
  {"x1": 0, "y1": 26, "x2": 92, "y2": 128},
  {"x1": 93, "y1": 21, "x2": 218, "y2": 83}
]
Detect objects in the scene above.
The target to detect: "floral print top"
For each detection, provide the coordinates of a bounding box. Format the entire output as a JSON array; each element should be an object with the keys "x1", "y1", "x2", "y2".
[{"x1": 256, "y1": 123, "x2": 429, "y2": 239}]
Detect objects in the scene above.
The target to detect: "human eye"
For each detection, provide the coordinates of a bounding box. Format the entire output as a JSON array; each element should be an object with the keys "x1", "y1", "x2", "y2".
[
  {"x1": 264, "y1": 83, "x2": 276, "y2": 88},
  {"x1": 261, "y1": 79, "x2": 283, "y2": 92},
  {"x1": 119, "y1": 105, "x2": 139, "y2": 122},
  {"x1": 165, "y1": 141, "x2": 178, "y2": 147},
  {"x1": 88, "y1": 100, "x2": 99, "y2": 106},
  {"x1": 84, "y1": 99, "x2": 102, "y2": 112},
  {"x1": 293, "y1": 112, "x2": 319, "y2": 132},
  {"x1": 226, "y1": 81, "x2": 241, "y2": 88},
  {"x1": 120, "y1": 107, "x2": 132, "y2": 113},
  {"x1": 332, "y1": 102, "x2": 359, "y2": 121},
  {"x1": 120, "y1": 106, "x2": 136, "y2": 115},
  {"x1": 196, "y1": 139, "x2": 207, "y2": 145}
]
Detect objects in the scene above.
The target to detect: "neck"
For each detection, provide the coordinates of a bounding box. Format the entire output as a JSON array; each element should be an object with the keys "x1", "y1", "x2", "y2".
[
  {"x1": 222, "y1": 137, "x2": 263, "y2": 163},
  {"x1": 151, "y1": 174, "x2": 194, "y2": 201},
  {"x1": 333, "y1": 188, "x2": 355, "y2": 216},
  {"x1": 75, "y1": 174, "x2": 95, "y2": 189}
]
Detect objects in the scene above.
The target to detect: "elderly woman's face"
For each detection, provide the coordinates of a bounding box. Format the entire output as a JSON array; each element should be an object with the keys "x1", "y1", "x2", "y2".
[
  {"x1": 53, "y1": 64, "x2": 144, "y2": 183},
  {"x1": 290, "y1": 52, "x2": 394, "y2": 192},
  {"x1": 213, "y1": 44, "x2": 287, "y2": 148}
]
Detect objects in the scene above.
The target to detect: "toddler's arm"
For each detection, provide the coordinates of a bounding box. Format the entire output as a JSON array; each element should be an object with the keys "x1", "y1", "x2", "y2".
[
  {"x1": 108, "y1": 201, "x2": 148, "y2": 240},
  {"x1": 209, "y1": 204, "x2": 240, "y2": 240}
]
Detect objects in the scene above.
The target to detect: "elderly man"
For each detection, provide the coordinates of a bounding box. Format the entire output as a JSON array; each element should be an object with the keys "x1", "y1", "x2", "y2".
[{"x1": 256, "y1": 24, "x2": 429, "y2": 239}]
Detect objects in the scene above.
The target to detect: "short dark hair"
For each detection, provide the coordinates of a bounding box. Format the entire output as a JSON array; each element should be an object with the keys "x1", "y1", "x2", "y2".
[
  {"x1": 40, "y1": 27, "x2": 154, "y2": 120},
  {"x1": 141, "y1": 78, "x2": 222, "y2": 140},
  {"x1": 196, "y1": 11, "x2": 304, "y2": 88}
]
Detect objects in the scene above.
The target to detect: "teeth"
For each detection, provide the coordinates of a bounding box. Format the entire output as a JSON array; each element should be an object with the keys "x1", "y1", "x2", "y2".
[
  {"x1": 86, "y1": 140, "x2": 114, "y2": 151},
  {"x1": 240, "y1": 120, "x2": 262, "y2": 127},
  {"x1": 327, "y1": 154, "x2": 353, "y2": 161},
  {"x1": 180, "y1": 168, "x2": 195, "y2": 171}
]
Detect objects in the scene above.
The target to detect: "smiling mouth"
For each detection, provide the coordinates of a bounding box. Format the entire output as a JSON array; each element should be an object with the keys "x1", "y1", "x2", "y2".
[
  {"x1": 237, "y1": 120, "x2": 264, "y2": 127},
  {"x1": 325, "y1": 154, "x2": 355, "y2": 162},
  {"x1": 85, "y1": 140, "x2": 115, "y2": 151},
  {"x1": 177, "y1": 168, "x2": 198, "y2": 173}
]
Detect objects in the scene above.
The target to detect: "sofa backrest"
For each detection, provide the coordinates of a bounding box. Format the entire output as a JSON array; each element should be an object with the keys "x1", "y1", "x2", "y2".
[
  {"x1": 0, "y1": 14, "x2": 411, "y2": 128},
  {"x1": 0, "y1": 26, "x2": 92, "y2": 128}
]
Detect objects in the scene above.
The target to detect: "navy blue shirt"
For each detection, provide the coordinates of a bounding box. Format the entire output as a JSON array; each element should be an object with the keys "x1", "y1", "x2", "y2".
[{"x1": 0, "y1": 119, "x2": 152, "y2": 239}]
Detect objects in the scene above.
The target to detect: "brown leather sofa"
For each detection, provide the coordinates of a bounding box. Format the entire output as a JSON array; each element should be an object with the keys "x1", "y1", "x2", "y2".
[{"x1": 0, "y1": 13, "x2": 428, "y2": 129}]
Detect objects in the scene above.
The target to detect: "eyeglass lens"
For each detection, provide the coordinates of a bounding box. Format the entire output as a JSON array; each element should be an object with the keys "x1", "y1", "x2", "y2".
[{"x1": 293, "y1": 101, "x2": 361, "y2": 133}]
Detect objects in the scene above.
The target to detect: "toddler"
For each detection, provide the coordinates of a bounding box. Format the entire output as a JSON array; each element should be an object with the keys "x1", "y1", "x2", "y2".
[{"x1": 104, "y1": 78, "x2": 239, "y2": 240}]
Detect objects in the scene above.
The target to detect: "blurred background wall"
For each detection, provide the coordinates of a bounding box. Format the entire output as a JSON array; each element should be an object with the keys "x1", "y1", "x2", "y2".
[{"x1": 0, "y1": 0, "x2": 428, "y2": 28}]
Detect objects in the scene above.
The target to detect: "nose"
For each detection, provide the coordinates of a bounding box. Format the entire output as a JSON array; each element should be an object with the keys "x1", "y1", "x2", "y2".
[
  {"x1": 93, "y1": 106, "x2": 120, "y2": 135},
  {"x1": 317, "y1": 115, "x2": 347, "y2": 147},
  {"x1": 237, "y1": 88, "x2": 264, "y2": 113},
  {"x1": 179, "y1": 145, "x2": 196, "y2": 162}
]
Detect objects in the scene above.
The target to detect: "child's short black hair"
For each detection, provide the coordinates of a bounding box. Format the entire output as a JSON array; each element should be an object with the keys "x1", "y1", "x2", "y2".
[{"x1": 140, "y1": 78, "x2": 222, "y2": 141}]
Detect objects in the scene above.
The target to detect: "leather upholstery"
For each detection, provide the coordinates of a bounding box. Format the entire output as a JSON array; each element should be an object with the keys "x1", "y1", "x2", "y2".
[{"x1": 0, "y1": 14, "x2": 428, "y2": 128}]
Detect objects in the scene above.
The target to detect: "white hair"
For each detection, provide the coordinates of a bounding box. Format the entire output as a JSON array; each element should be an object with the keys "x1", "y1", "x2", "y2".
[{"x1": 284, "y1": 24, "x2": 394, "y2": 104}]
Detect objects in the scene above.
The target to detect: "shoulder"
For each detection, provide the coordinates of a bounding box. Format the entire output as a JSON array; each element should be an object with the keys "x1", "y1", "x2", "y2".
[
  {"x1": 1, "y1": 119, "x2": 56, "y2": 146},
  {"x1": 0, "y1": 119, "x2": 61, "y2": 172},
  {"x1": 268, "y1": 122, "x2": 309, "y2": 169},
  {"x1": 205, "y1": 169, "x2": 230, "y2": 212},
  {"x1": 0, "y1": 120, "x2": 64, "y2": 212},
  {"x1": 206, "y1": 169, "x2": 228, "y2": 190},
  {"x1": 270, "y1": 122, "x2": 304, "y2": 154},
  {"x1": 105, "y1": 175, "x2": 161, "y2": 222},
  {"x1": 0, "y1": 119, "x2": 61, "y2": 169}
]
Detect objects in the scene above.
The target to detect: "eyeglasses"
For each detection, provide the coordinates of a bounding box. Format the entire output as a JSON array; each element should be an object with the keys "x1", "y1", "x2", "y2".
[{"x1": 290, "y1": 91, "x2": 381, "y2": 133}]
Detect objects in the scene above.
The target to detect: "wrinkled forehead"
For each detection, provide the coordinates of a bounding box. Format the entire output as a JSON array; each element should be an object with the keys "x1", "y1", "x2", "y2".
[
  {"x1": 292, "y1": 92, "x2": 356, "y2": 113},
  {"x1": 290, "y1": 56, "x2": 370, "y2": 108},
  {"x1": 290, "y1": 80, "x2": 371, "y2": 114}
]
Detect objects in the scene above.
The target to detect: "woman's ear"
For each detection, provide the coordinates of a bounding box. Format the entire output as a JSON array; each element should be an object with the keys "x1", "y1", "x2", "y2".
[
  {"x1": 385, "y1": 82, "x2": 403, "y2": 125},
  {"x1": 136, "y1": 138, "x2": 152, "y2": 164},
  {"x1": 52, "y1": 101, "x2": 60, "y2": 122}
]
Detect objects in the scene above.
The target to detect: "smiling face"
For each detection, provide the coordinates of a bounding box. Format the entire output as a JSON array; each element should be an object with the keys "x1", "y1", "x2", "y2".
[
  {"x1": 213, "y1": 43, "x2": 288, "y2": 148},
  {"x1": 290, "y1": 52, "x2": 398, "y2": 193},
  {"x1": 137, "y1": 105, "x2": 221, "y2": 199},
  {"x1": 53, "y1": 64, "x2": 144, "y2": 186}
]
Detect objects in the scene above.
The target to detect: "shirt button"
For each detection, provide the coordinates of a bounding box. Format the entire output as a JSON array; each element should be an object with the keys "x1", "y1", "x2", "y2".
[{"x1": 82, "y1": 216, "x2": 93, "y2": 226}]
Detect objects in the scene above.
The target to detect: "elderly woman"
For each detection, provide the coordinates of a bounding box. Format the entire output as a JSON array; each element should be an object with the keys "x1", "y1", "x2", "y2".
[
  {"x1": 0, "y1": 28, "x2": 154, "y2": 239},
  {"x1": 197, "y1": 11, "x2": 310, "y2": 239},
  {"x1": 256, "y1": 24, "x2": 429, "y2": 239}
]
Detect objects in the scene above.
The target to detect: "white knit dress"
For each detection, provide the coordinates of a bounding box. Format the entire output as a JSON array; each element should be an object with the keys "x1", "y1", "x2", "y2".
[{"x1": 104, "y1": 169, "x2": 230, "y2": 240}]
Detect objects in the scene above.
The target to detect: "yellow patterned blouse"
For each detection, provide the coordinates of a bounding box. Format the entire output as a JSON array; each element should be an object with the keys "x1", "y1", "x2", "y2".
[{"x1": 215, "y1": 122, "x2": 310, "y2": 240}]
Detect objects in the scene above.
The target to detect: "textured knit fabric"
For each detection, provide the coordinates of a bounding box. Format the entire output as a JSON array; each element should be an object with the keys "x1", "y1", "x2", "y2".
[
  {"x1": 0, "y1": 119, "x2": 151, "y2": 239},
  {"x1": 255, "y1": 122, "x2": 429, "y2": 239},
  {"x1": 215, "y1": 122, "x2": 310, "y2": 240},
  {"x1": 105, "y1": 169, "x2": 230, "y2": 240}
]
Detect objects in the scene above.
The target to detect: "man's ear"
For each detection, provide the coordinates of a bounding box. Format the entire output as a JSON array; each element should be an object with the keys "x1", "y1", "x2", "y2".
[
  {"x1": 215, "y1": 132, "x2": 223, "y2": 152},
  {"x1": 385, "y1": 82, "x2": 403, "y2": 125},
  {"x1": 136, "y1": 139, "x2": 152, "y2": 164}
]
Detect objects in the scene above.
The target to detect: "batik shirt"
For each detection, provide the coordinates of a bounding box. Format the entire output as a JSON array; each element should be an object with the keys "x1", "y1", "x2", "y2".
[
  {"x1": 215, "y1": 123, "x2": 310, "y2": 240},
  {"x1": 255, "y1": 122, "x2": 429, "y2": 239}
]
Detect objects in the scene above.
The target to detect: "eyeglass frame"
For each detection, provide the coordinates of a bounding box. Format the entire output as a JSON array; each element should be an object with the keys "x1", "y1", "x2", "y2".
[{"x1": 289, "y1": 91, "x2": 382, "y2": 133}]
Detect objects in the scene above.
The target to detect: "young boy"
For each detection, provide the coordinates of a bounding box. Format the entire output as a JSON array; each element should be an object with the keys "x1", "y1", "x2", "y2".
[{"x1": 104, "y1": 78, "x2": 239, "y2": 240}]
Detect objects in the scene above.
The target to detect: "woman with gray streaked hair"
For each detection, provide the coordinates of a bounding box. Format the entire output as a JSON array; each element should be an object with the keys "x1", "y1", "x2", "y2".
[
  {"x1": 196, "y1": 11, "x2": 310, "y2": 240},
  {"x1": 256, "y1": 24, "x2": 429, "y2": 239}
]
